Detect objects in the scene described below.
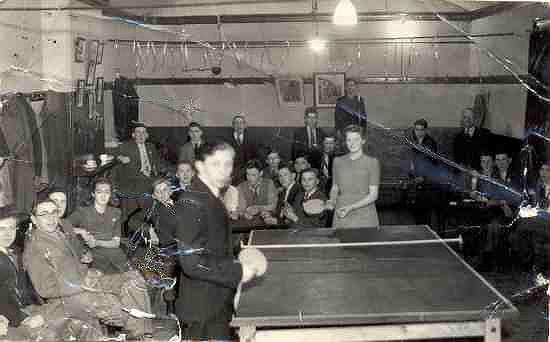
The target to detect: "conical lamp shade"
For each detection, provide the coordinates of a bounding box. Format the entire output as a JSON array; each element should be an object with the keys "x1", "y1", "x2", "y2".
[{"x1": 333, "y1": 0, "x2": 358, "y2": 26}]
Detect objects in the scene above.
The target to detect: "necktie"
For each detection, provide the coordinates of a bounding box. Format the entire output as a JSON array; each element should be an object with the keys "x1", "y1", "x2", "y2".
[
  {"x1": 312, "y1": 128, "x2": 317, "y2": 147},
  {"x1": 307, "y1": 127, "x2": 312, "y2": 149},
  {"x1": 138, "y1": 143, "x2": 151, "y2": 177},
  {"x1": 322, "y1": 154, "x2": 329, "y2": 178},
  {"x1": 194, "y1": 143, "x2": 200, "y2": 156}
]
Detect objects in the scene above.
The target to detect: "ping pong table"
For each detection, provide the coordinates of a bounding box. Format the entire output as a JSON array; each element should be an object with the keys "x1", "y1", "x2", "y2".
[{"x1": 231, "y1": 225, "x2": 517, "y2": 342}]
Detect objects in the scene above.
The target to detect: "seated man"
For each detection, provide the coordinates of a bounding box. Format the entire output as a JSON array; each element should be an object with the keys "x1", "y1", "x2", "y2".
[
  {"x1": 453, "y1": 108, "x2": 491, "y2": 170},
  {"x1": 237, "y1": 159, "x2": 277, "y2": 220},
  {"x1": 319, "y1": 136, "x2": 337, "y2": 195},
  {"x1": 283, "y1": 168, "x2": 329, "y2": 228},
  {"x1": 171, "y1": 159, "x2": 195, "y2": 200},
  {"x1": 262, "y1": 149, "x2": 282, "y2": 187},
  {"x1": 178, "y1": 122, "x2": 205, "y2": 163},
  {"x1": 23, "y1": 200, "x2": 153, "y2": 339},
  {"x1": 48, "y1": 190, "x2": 89, "y2": 261},
  {"x1": 262, "y1": 162, "x2": 300, "y2": 225},
  {"x1": 69, "y1": 178, "x2": 129, "y2": 274},
  {"x1": 294, "y1": 153, "x2": 312, "y2": 183}
]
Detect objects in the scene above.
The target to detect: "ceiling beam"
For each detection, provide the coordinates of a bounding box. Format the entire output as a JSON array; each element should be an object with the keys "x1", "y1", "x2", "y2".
[
  {"x1": 102, "y1": 11, "x2": 472, "y2": 25},
  {"x1": 469, "y1": 2, "x2": 531, "y2": 20}
]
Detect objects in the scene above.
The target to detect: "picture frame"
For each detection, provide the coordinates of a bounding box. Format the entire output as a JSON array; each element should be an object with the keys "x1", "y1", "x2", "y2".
[
  {"x1": 313, "y1": 72, "x2": 346, "y2": 108},
  {"x1": 86, "y1": 62, "x2": 96, "y2": 86},
  {"x1": 74, "y1": 37, "x2": 86, "y2": 63},
  {"x1": 95, "y1": 77, "x2": 104, "y2": 104},
  {"x1": 275, "y1": 77, "x2": 303, "y2": 107},
  {"x1": 96, "y1": 42, "x2": 104, "y2": 65},
  {"x1": 76, "y1": 79, "x2": 85, "y2": 107}
]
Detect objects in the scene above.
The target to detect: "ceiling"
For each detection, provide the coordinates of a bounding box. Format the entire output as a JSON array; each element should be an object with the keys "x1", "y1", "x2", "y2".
[{"x1": 88, "y1": 0, "x2": 521, "y2": 20}]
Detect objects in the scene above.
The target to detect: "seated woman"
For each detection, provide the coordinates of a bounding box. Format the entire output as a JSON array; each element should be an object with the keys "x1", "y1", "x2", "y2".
[
  {"x1": 23, "y1": 199, "x2": 153, "y2": 340},
  {"x1": 68, "y1": 178, "x2": 129, "y2": 274},
  {"x1": 283, "y1": 168, "x2": 329, "y2": 228}
]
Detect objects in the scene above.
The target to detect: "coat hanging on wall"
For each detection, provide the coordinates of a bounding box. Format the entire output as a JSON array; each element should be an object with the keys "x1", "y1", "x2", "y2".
[
  {"x1": 473, "y1": 92, "x2": 489, "y2": 129},
  {"x1": 1, "y1": 95, "x2": 39, "y2": 212},
  {"x1": 112, "y1": 75, "x2": 139, "y2": 141},
  {"x1": 0, "y1": 127, "x2": 13, "y2": 209}
]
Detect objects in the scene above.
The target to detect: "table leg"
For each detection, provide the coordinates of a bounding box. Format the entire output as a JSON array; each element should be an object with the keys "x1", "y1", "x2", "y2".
[
  {"x1": 485, "y1": 318, "x2": 501, "y2": 342},
  {"x1": 238, "y1": 326, "x2": 256, "y2": 342}
]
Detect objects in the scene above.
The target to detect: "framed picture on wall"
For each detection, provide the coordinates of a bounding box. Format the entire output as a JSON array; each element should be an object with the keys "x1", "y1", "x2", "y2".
[
  {"x1": 313, "y1": 72, "x2": 345, "y2": 107},
  {"x1": 95, "y1": 77, "x2": 104, "y2": 103},
  {"x1": 86, "y1": 62, "x2": 96, "y2": 86},
  {"x1": 74, "y1": 37, "x2": 86, "y2": 63},
  {"x1": 76, "y1": 79, "x2": 85, "y2": 107},
  {"x1": 96, "y1": 42, "x2": 105, "y2": 65},
  {"x1": 275, "y1": 77, "x2": 303, "y2": 107}
]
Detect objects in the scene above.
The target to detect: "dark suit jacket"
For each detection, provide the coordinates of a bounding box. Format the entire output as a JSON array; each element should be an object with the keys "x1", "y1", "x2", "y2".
[
  {"x1": 319, "y1": 153, "x2": 335, "y2": 195},
  {"x1": 229, "y1": 132, "x2": 257, "y2": 185},
  {"x1": 274, "y1": 182, "x2": 301, "y2": 218},
  {"x1": 115, "y1": 141, "x2": 161, "y2": 193},
  {"x1": 159, "y1": 178, "x2": 242, "y2": 329},
  {"x1": 291, "y1": 127, "x2": 326, "y2": 169},
  {"x1": 334, "y1": 95, "x2": 367, "y2": 134},
  {"x1": 453, "y1": 127, "x2": 492, "y2": 170},
  {"x1": 0, "y1": 252, "x2": 29, "y2": 326},
  {"x1": 178, "y1": 141, "x2": 205, "y2": 164},
  {"x1": 290, "y1": 188, "x2": 328, "y2": 228}
]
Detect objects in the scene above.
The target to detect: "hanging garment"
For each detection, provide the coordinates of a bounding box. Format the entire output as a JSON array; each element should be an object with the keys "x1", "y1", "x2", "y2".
[
  {"x1": 1, "y1": 95, "x2": 37, "y2": 212},
  {"x1": 112, "y1": 76, "x2": 139, "y2": 141}
]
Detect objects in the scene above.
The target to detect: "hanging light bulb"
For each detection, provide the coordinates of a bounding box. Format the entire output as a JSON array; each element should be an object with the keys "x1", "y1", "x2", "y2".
[
  {"x1": 309, "y1": 38, "x2": 326, "y2": 52},
  {"x1": 333, "y1": 0, "x2": 358, "y2": 26}
]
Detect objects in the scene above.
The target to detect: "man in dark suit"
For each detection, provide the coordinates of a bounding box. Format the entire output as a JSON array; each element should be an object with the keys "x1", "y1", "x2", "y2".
[
  {"x1": 178, "y1": 122, "x2": 205, "y2": 163},
  {"x1": 115, "y1": 122, "x2": 162, "y2": 234},
  {"x1": 284, "y1": 168, "x2": 329, "y2": 228},
  {"x1": 158, "y1": 140, "x2": 263, "y2": 340},
  {"x1": 263, "y1": 162, "x2": 300, "y2": 225},
  {"x1": 291, "y1": 107, "x2": 326, "y2": 169},
  {"x1": 334, "y1": 78, "x2": 366, "y2": 152},
  {"x1": 453, "y1": 108, "x2": 492, "y2": 171},
  {"x1": 319, "y1": 135, "x2": 336, "y2": 195},
  {"x1": 230, "y1": 115, "x2": 257, "y2": 185}
]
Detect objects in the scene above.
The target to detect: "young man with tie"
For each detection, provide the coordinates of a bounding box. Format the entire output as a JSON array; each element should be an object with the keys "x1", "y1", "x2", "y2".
[
  {"x1": 283, "y1": 168, "x2": 329, "y2": 228},
  {"x1": 291, "y1": 107, "x2": 326, "y2": 169},
  {"x1": 115, "y1": 122, "x2": 162, "y2": 235},
  {"x1": 334, "y1": 78, "x2": 366, "y2": 152},
  {"x1": 178, "y1": 122, "x2": 205, "y2": 163},
  {"x1": 453, "y1": 108, "x2": 492, "y2": 170},
  {"x1": 158, "y1": 140, "x2": 264, "y2": 340},
  {"x1": 230, "y1": 115, "x2": 257, "y2": 185}
]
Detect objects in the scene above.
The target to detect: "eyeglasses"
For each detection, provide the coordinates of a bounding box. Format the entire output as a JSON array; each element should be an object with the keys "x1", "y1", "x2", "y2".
[{"x1": 34, "y1": 209, "x2": 59, "y2": 217}]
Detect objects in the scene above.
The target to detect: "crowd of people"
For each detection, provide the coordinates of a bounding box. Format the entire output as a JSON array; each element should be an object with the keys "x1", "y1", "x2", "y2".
[{"x1": 1, "y1": 78, "x2": 550, "y2": 341}]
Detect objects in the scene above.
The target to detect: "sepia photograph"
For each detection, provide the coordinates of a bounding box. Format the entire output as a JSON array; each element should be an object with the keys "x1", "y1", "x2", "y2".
[
  {"x1": 314, "y1": 72, "x2": 345, "y2": 107},
  {"x1": 275, "y1": 77, "x2": 303, "y2": 106}
]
